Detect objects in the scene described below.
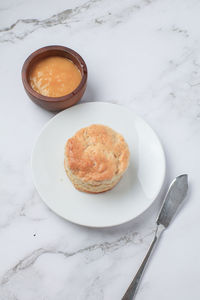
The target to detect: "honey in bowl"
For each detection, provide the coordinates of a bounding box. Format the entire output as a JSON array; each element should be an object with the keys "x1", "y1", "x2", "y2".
[{"x1": 29, "y1": 56, "x2": 82, "y2": 97}]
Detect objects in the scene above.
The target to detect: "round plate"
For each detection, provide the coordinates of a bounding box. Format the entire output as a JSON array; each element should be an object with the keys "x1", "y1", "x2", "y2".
[{"x1": 32, "y1": 102, "x2": 166, "y2": 227}]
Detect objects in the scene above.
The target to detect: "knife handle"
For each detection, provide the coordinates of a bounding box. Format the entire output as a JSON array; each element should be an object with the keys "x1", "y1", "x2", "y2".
[{"x1": 122, "y1": 224, "x2": 165, "y2": 300}]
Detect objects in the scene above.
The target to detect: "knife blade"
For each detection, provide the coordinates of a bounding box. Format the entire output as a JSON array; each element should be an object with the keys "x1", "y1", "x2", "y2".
[{"x1": 157, "y1": 174, "x2": 188, "y2": 228}]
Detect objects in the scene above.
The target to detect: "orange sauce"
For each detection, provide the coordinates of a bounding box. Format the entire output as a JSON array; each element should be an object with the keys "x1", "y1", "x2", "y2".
[{"x1": 29, "y1": 56, "x2": 82, "y2": 97}]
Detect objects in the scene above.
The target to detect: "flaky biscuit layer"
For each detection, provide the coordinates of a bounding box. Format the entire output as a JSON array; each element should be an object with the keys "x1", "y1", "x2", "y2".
[{"x1": 64, "y1": 124, "x2": 130, "y2": 193}]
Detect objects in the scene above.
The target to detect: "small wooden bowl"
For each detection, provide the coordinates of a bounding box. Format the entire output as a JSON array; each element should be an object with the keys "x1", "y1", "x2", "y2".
[{"x1": 22, "y1": 45, "x2": 87, "y2": 112}]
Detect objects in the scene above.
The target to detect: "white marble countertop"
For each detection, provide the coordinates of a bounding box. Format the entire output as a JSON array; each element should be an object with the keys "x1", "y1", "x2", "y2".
[{"x1": 0, "y1": 0, "x2": 200, "y2": 299}]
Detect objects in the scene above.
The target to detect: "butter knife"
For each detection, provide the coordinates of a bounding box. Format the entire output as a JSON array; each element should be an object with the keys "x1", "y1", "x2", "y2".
[{"x1": 122, "y1": 174, "x2": 188, "y2": 300}]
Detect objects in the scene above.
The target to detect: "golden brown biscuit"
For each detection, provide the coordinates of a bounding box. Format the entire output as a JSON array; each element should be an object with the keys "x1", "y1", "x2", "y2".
[{"x1": 64, "y1": 124, "x2": 130, "y2": 193}]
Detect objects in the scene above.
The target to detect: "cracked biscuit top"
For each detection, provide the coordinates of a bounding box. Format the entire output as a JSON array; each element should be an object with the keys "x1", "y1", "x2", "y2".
[{"x1": 65, "y1": 124, "x2": 130, "y2": 183}]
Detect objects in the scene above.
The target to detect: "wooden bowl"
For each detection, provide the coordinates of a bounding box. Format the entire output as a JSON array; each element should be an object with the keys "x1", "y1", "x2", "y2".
[{"x1": 22, "y1": 45, "x2": 88, "y2": 112}]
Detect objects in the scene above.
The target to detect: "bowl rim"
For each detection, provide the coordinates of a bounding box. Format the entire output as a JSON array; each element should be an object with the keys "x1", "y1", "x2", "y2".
[{"x1": 21, "y1": 45, "x2": 88, "y2": 103}]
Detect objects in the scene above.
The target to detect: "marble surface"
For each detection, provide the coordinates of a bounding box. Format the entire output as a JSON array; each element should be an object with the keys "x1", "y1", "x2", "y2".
[{"x1": 0, "y1": 0, "x2": 200, "y2": 299}]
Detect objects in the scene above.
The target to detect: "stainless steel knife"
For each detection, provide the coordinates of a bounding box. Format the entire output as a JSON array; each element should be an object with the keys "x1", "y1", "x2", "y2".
[{"x1": 122, "y1": 174, "x2": 188, "y2": 300}]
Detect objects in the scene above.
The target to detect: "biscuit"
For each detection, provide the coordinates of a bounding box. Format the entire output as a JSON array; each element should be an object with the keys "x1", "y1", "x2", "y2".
[{"x1": 64, "y1": 124, "x2": 130, "y2": 193}]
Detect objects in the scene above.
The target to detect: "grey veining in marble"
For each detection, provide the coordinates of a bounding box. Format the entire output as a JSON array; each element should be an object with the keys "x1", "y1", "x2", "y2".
[
  {"x1": 0, "y1": 0, "x2": 155, "y2": 43},
  {"x1": 0, "y1": 0, "x2": 200, "y2": 299}
]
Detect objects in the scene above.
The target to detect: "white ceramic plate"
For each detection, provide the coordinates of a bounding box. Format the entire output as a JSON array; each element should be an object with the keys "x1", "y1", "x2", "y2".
[{"x1": 32, "y1": 102, "x2": 166, "y2": 227}]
